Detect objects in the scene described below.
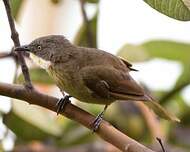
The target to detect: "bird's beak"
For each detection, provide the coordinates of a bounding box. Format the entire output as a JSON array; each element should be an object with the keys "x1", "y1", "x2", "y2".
[{"x1": 14, "y1": 45, "x2": 30, "y2": 52}]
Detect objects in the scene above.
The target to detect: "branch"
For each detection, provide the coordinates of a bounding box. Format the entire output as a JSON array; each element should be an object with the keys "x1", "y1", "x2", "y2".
[
  {"x1": 0, "y1": 82, "x2": 155, "y2": 152},
  {"x1": 0, "y1": 52, "x2": 12, "y2": 59},
  {"x1": 2, "y1": 0, "x2": 32, "y2": 88},
  {"x1": 135, "y1": 102, "x2": 164, "y2": 141},
  {"x1": 79, "y1": 0, "x2": 94, "y2": 48}
]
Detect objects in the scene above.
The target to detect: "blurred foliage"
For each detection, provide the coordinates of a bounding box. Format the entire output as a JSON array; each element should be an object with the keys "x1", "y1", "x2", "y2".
[
  {"x1": 74, "y1": 11, "x2": 98, "y2": 48},
  {"x1": 142, "y1": 41, "x2": 190, "y2": 63},
  {"x1": 3, "y1": 99, "x2": 62, "y2": 142},
  {"x1": 118, "y1": 40, "x2": 190, "y2": 100},
  {"x1": 169, "y1": 124, "x2": 190, "y2": 149},
  {"x1": 3, "y1": 110, "x2": 54, "y2": 142},
  {"x1": 118, "y1": 40, "x2": 190, "y2": 63},
  {"x1": 118, "y1": 40, "x2": 190, "y2": 103},
  {"x1": 175, "y1": 95, "x2": 190, "y2": 125},
  {"x1": 4, "y1": 98, "x2": 97, "y2": 147},
  {"x1": 105, "y1": 103, "x2": 147, "y2": 140},
  {"x1": 143, "y1": 0, "x2": 190, "y2": 21},
  {"x1": 10, "y1": 0, "x2": 23, "y2": 20},
  {"x1": 119, "y1": 40, "x2": 190, "y2": 148},
  {"x1": 17, "y1": 68, "x2": 54, "y2": 85}
]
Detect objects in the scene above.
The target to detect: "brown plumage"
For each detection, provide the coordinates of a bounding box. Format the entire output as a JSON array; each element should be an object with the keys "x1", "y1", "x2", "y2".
[{"x1": 15, "y1": 35, "x2": 179, "y2": 122}]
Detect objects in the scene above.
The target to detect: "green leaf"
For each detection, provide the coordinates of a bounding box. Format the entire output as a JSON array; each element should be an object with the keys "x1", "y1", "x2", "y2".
[
  {"x1": 118, "y1": 40, "x2": 190, "y2": 64},
  {"x1": 74, "y1": 12, "x2": 98, "y2": 48},
  {"x1": 17, "y1": 68, "x2": 54, "y2": 85},
  {"x1": 118, "y1": 40, "x2": 190, "y2": 105},
  {"x1": 159, "y1": 63, "x2": 190, "y2": 104},
  {"x1": 171, "y1": 95, "x2": 190, "y2": 126},
  {"x1": 142, "y1": 40, "x2": 190, "y2": 64},
  {"x1": 175, "y1": 64, "x2": 190, "y2": 87},
  {"x1": 10, "y1": 0, "x2": 23, "y2": 20},
  {"x1": 117, "y1": 44, "x2": 149, "y2": 62},
  {"x1": 143, "y1": 0, "x2": 190, "y2": 21}
]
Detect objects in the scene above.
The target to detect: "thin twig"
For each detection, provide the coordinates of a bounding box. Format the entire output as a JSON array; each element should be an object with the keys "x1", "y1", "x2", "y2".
[
  {"x1": 0, "y1": 82, "x2": 155, "y2": 152},
  {"x1": 156, "y1": 137, "x2": 166, "y2": 152},
  {"x1": 79, "y1": 0, "x2": 94, "y2": 48},
  {"x1": 0, "y1": 52, "x2": 12, "y2": 59},
  {"x1": 2, "y1": 0, "x2": 32, "y2": 89}
]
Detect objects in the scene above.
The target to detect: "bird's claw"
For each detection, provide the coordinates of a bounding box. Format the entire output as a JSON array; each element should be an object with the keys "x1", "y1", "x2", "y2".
[
  {"x1": 91, "y1": 105, "x2": 108, "y2": 132},
  {"x1": 91, "y1": 113, "x2": 104, "y2": 132},
  {"x1": 56, "y1": 95, "x2": 71, "y2": 115}
]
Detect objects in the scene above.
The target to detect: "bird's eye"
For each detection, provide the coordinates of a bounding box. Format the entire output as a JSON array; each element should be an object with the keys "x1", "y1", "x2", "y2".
[{"x1": 37, "y1": 45, "x2": 41, "y2": 50}]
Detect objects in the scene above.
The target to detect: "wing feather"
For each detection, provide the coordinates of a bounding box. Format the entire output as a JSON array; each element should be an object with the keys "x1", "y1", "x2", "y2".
[{"x1": 81, "y1": 66, "x2": 145, "y2": 100}]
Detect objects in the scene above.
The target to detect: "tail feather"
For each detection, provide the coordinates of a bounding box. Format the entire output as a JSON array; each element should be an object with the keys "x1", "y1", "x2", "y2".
[
  {"x1": 144, "y1": 100, "x2": 180, "y2": 122},
  {"x1": 139, "y1": 94, "x2": 180, "y2": 122},
  {"x1": 110, "y1": 91, "x2": 180, "y2": 122}
]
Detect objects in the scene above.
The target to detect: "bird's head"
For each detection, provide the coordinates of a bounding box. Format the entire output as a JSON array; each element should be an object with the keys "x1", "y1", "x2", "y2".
[{"x1": 15, "y1": 35, "x2": 72, "y2": 69}]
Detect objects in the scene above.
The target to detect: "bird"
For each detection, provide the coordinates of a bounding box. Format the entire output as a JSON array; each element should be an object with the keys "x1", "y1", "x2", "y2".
[{"x1": 15, "y1": 35, "x2": 179, "y2": 131}]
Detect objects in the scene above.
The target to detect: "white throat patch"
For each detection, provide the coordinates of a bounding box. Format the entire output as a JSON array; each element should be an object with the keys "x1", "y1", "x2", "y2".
[{"x1": 30, "y1": 53, "x2": 51, "y2": 69}]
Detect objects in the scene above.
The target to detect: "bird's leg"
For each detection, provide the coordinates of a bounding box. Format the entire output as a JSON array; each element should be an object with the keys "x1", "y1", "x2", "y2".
[
  {"x1": 56, "y1": 95, "x2": 72, "y2": 115},
  {"x1": 92, "y1": 105, "x2": 108, "y2": 132}
]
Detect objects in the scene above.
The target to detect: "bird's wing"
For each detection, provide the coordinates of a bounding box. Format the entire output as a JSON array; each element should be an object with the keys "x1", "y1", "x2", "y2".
[
  {"x1": 80, "y1": 66, "x2": 147, "y2": 101},
  {"x1": 81, "y1": 66, "x2": 180, "y2": 122}
]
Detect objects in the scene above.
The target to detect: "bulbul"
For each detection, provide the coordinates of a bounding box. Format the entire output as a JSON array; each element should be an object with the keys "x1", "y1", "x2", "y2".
[{"x1": 15, "y1": 35, "x2": 179, "y2": 130}]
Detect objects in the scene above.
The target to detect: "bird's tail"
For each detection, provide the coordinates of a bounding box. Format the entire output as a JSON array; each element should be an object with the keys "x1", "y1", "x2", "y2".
[
  {"x1": 143, "y1": 95, "x2": 180, "y2": 122},
  {"x1": 110, "y1": 91, "x2": 180, "y2": 122}
]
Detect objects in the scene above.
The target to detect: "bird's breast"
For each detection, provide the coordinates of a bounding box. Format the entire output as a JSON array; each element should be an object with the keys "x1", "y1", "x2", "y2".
[
  {"x1": 47, "y1": 66, "x2": 114, "y2": 105},
  {"x1": 30, "y1": 53, "x2": 51, "y2": 69}
]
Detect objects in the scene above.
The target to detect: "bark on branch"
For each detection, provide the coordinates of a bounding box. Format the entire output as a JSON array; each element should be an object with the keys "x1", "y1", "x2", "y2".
[
  {"x1": 0, "y1": 52, "x2": 12, "y2": 59},
  {"x1": 2, "y1": 0, "x2": 32, "y2": 88},
  {"x1": 0, "y1": 82, "x2": 155, "y2": 152}
]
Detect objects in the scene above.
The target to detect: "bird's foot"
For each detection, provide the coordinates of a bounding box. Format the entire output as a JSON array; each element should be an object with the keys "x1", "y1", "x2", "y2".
[
  {"x1": 56, "y1": 95, "x2": 71, "y2": 115},
  {"x1": 91, "y1": 105, "x2": 108, "y2": 132},
  {"x1": 92, "y1": 112, "x2": 104, "y2": 132}
]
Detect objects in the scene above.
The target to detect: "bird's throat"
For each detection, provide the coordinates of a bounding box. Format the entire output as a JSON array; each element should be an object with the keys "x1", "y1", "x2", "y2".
[{"x1": 30, "y1": 53, "x2": 51, "y2": 69}]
